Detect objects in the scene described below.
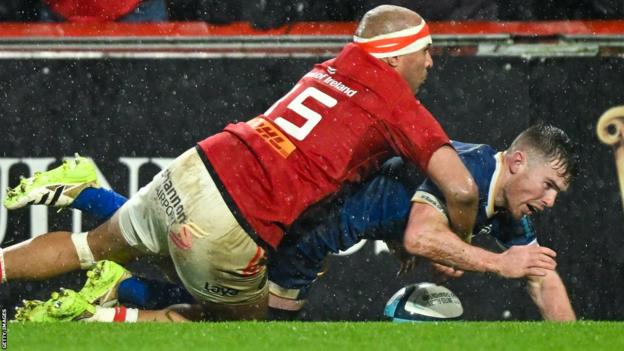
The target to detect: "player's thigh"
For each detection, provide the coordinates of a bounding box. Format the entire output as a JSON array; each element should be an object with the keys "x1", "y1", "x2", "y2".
[{"x1": 86, "y1": 211, "x2": 143, "y2": 263}]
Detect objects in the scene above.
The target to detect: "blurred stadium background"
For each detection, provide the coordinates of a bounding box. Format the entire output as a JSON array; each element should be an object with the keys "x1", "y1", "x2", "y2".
[{"x1": 0, "y1": 0, "x2": 623, "y2": 322}]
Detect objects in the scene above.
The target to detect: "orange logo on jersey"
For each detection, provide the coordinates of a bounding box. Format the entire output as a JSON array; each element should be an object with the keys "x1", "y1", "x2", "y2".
[
  {"x1": 242, "y1": 246, "x2": 267, "y2": 277},
  {"x1": 247, "y1": 117, "x2": 296, "y2": 158},
  {"x1": 169, "y1": 226, "x2": 193, "y2": 251}
]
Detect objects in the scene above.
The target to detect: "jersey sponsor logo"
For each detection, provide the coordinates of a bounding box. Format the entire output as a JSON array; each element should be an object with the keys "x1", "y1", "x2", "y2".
[
  {"x1": 169, "y1": 225, "x2": 193, "y2": 250},
  {"x1": 155, "y1": 169, "x2": 187, "y2": 224},
  {"x1": 411, "y1": 191, "x2": 448, "y2": 218},
  {"x1": 327, "y1": 66, "x2": 336, "y2": 75},
  {"x1": 476, "y1": 224, "x2": 493, "y2": 236},
  {"x1": 305, "y1": 71, "x2": 358, "y2": 97},
  {"x1": 247, "y1": 117, "x2": 296, "y2": 158},
  {"x1": 204, "y1": 282, "x2": 239, "y2": 297},
  {"x1": 242, "y1": 246, "x2": 266, "y2": 277}
]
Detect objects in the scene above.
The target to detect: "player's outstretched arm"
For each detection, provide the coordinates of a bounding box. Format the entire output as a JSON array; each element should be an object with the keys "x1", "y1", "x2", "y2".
[
  {"x1": 403, "y1": 202, "x2": 557, "y2": 278},
  {"x1": 425, "y1": 145, "x2": 478, "y2": 242},
  {"x1": 527, "y1": 269, "x2": 576, "y2": 321}
]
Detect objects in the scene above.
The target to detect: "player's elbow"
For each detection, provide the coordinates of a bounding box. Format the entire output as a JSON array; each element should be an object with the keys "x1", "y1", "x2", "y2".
[{"x1": 445, "y1": 177, "x2": 478, "y2": 208}]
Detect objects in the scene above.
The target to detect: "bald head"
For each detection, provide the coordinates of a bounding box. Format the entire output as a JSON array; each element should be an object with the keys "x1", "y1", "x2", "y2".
[{"x1": 355, "y1": 5, "x2": 424, "y2": 38}]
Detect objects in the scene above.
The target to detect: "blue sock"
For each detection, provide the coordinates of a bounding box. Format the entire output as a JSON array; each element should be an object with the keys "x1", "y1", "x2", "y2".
[
  {"x1": 71, "y1": 187, "x2": 128, "y2": 221},
  {"x1": 117, "y1": 277, "x2": 194, "y2": 309}
]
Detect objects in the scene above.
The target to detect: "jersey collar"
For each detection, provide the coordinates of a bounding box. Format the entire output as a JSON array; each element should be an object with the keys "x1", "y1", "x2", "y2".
[{"x1": 485, "y1": 152, "x2": 504, "y2": 218}]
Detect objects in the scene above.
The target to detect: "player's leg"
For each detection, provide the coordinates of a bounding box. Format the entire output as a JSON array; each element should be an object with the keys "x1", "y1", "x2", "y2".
[
  {"x1": 2, "y1": 211, "x2": 142, "y2": 282},
  {"x1": 3, "y1": 155, "x2": 202, "y2": 313},
  {"x1": 16, "y1": 146, "x2": 269, "y2": 322},
  {"x1": 2, "y1": 147, "x2": 184, "y2": 282}
]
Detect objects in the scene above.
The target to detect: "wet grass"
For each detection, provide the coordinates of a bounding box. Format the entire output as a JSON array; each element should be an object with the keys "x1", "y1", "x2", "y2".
[{"x1": 8, "y1": 321, "x2": 624, "y2": 351}]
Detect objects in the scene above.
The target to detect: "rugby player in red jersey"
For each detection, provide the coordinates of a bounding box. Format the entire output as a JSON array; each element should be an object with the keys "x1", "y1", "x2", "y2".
[{"x1": 1, "y1": 5, "x2": 479, "y2": 322}]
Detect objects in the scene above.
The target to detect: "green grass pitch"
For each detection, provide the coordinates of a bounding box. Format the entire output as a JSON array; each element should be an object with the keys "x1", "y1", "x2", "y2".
[{"x1": 9, "y1": 321, "x2": 624, "y2": 351}]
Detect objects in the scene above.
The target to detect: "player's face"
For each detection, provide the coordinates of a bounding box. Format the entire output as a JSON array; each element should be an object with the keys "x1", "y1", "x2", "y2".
[
  {"x1": 397, "y1": 45, "x2": 433, "y2": 94},
  {"x1": 505, "y1": 156, "x2": 569, "y2": 219}
]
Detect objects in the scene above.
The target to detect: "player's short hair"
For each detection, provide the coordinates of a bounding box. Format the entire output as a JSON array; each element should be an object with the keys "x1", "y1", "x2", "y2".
[{"x1": 508, "y1": 123, "x2": 578, "y2": 184}]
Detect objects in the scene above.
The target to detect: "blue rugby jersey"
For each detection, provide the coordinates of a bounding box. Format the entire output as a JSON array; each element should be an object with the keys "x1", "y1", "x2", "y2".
[{"x1": 268, "y1": 141, "x2": 537, "y2": 299}]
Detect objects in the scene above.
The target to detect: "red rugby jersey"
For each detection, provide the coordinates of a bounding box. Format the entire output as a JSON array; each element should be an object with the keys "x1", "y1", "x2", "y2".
[
  {"x1": 198, "y1": 43, "x2": 450, "y2": 249},
  {"x1": 45, "y1": 0, "x2": 141, "y2": 22}
]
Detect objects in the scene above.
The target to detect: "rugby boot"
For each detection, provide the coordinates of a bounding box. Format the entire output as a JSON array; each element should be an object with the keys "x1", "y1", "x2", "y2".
[
  {"x1": 79, "y1": 260, "x2": 132, "y2": 307},
  {"x1": 14, "y1": 299, "x2": 50, "y2": 322},
  {"x1": 4, "y1": 154, "x2": 98, "y2": 210},
  {"x1": 45, "y1": 289, "x2": 96, "y2": 321},
  {"x1": 14, "y1": 289, "x2": 95, "y2": 322}
]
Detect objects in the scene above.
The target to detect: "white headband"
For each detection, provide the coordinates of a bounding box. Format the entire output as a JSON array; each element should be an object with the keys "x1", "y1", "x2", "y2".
[{"x1": 353, "y1": 21, "x2": 432, "y2": 58}]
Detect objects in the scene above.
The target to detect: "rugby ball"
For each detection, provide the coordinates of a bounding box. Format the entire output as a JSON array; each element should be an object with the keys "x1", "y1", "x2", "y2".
[{"x1": 384, "y1": 282, "x2": 463, "y2": 322}]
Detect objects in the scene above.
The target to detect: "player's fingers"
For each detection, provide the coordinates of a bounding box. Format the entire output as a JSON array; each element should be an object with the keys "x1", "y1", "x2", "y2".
[
  {"x1": 537, "y1": 255, "x2": 557, "y2": 268},
  {"x1": 445, "y1": 270, "x2": 463, "y2": 278},
  {"x1": 397, "y1": 264, "x2": 406, "y2": 276},
  {"x1": 531, "y1": 259, "x2": 556, "y2": 271},
  {"x1": 432, "y1": 263, "x2": 455, "y2": 275},
  {"x1": 527, "y1": 268, "x2": 548, "y2": 276},
  {"x1": 536, "y1": 246, "x2": 557, "y2": 258},
  {"x1": 531, "y1": 257, "x2": 556, "y2": 271},
  {"x1": 535, "y1": 255, "x2": 557, "y2": 268}
]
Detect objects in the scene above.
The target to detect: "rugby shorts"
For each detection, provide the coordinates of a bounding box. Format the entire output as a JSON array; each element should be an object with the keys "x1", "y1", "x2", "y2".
[{"x1": 117, "y1": 147, "x2": 267, "y2": 305}]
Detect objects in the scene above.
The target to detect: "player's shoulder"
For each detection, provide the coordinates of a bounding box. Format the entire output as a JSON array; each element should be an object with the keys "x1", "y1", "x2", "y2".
[
  {"x1": 451, "y1": 141, "x2": 497, "y2": 159},
  {"x1": 451, "y1": 141, "x2": 498, "y2": 189}
]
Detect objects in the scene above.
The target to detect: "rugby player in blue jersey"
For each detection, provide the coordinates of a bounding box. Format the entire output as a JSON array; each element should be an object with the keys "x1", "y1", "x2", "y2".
[
  {"x1": 5, "y1": 123, "x2": 576, "y2": 322},
  {"x1": 268, "y1": 123, "x2": 577, "y2": 321}
]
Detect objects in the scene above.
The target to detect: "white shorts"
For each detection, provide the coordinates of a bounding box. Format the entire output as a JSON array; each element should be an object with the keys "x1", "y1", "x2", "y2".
[{"x1": 118, "y1": 147, "x2": 267, "y2": 305}]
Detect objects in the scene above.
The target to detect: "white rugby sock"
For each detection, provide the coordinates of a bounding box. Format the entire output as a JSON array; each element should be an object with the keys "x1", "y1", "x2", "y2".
[
  {"x1": 85, "y1": 306, "x2": 139, "y2": 323},
  {"x1": 70, "y1": 232, "x2": 96, "y2": 269}
]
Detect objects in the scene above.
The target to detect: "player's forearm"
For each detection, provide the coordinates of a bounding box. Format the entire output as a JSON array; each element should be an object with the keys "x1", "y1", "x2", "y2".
[
  {"x1": 527, "y1": 272, "x2": 576, "y2": 321},
  {"x1": 404, "y1": 225, "x2": 499, "y2": 274},
  {"x1": 138, "y1": 308, "x2": 190, "y2": 322}
]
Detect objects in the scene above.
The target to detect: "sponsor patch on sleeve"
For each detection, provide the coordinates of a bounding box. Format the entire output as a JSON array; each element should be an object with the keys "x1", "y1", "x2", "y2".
[
  {"x1": 247, "y1": 117, "x2": 296, "y2": 158},
  {"x1": 411, "y1": 191, "x2": 448, "y2": 219}
]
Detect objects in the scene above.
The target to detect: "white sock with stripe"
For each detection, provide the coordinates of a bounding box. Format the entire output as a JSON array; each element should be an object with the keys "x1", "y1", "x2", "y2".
[{"x1": 85, "y1": 306, "x2": 139, "y2": 323}]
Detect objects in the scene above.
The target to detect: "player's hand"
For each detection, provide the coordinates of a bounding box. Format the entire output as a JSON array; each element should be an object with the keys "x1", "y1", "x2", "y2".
[
  {"x1": 495, "y1": 245, "x2": 557, "y2": 278},
  {"x1": 431, "y1": 262, "x2": 464, "y2": 283},
  {"x1": 398, "y1": 256, "x2": 420, "y2": 276},
  {"x1": 385, "y1": 240, "x2": 421, "y2": 276}
]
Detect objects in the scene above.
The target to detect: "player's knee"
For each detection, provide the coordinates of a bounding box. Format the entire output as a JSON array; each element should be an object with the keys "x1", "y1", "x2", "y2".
[
  {"x1": 85, "y1": 215, "x2": 138, "y2": 264},
  {"x1": 70, "y1": 232, "x2": 96, "y2": 269}
]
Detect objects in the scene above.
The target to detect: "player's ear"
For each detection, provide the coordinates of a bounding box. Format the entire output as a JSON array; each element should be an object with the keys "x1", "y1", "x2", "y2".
[
  {"x1": 508, "y1": 150, "x2": 527, "y2": 174},
  {"x1": 381, "y1": 56, "x2": 401, "y2": 68}
]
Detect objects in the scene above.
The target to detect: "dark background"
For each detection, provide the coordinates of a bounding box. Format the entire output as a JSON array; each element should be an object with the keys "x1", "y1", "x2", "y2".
[
  {"x1": 0, "y1": 54, "x2": 622, "y2": 320},
  {"x1": 3, "y1": 0, "x2": 624, "y2": 23}
]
